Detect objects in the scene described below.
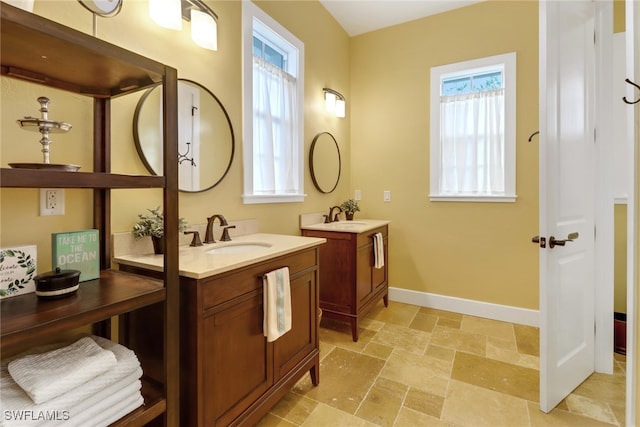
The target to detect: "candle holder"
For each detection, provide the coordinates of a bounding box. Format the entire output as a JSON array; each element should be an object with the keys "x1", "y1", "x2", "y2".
[{"x1": 11, "y1": 96, "x2": 79, "y2": 171}]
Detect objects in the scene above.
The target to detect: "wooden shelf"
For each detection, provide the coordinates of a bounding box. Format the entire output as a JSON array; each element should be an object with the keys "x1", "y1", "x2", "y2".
[
  {"x1": 0, "y1": 4, "x2": 166, "y2": 97},
  {"x1": 111, "y1": 378, "x2": 167, "y2": 427},
  {"x1": 0, "y1": 168, "x2": 165, "y2": 189},
  {"x1": 0, "y1": 270, "x2": 165, "y2": 349}
]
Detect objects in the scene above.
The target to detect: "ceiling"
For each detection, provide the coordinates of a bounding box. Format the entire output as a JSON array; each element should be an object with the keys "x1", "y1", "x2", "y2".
[{"x1": 318, "y1": 0, "x2": 485, "y2": 36}]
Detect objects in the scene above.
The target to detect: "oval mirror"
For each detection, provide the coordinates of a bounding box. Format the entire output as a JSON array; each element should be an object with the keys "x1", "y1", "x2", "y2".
[
  {"x1": 309, "y1": 132, "x2": 341, "y2": 194},
  {"x1": 133, "y1": 79, "x2": 234, "y2": 192}
]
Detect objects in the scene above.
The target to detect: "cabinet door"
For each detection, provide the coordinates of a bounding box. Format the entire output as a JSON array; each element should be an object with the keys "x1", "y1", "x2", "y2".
[
  {"x1": 372, "y1": 234, "x2": 388, "y2": 292},
  {"x1": 203, "y1": 292, "x2": 272, "y2": 426},
  {"x1": 356, "y1": 243, "x2": 374, "y2": 305},
  {"x1": 273, "y1": 270, "x2": 317, "y2": 379}
]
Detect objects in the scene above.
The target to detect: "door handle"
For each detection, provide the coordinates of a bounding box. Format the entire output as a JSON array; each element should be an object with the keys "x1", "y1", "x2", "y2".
[
  {"x1": 549, "y1": 232, "x2": 579, "y2": 249},
  {"x1": 532, "y1": 236, "x2": 546, "y2": 248}
]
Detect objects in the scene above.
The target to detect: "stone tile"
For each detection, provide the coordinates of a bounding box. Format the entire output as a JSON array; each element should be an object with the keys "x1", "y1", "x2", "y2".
[
  {"x1": 359, "y1": 317, "x2": 385, "y2": 332},
  {"x1": 292, "y1": 347, "x2": 384, "y2": 414},
  {"x1": 514, "y1": 323, "x2": 540, "y2": 357},
  {"x1": 572, "y1": 372, "x2": 626, "y2": 406},
  {"x1": 301, "y1": 403, "x2": 378, "y2": 426},
  {"x1": 424, "y1": 345, "x2": 455, "y2": 363},
  {"x1": 419, "y1": 307, "x2": 463, "y2": 321},
  {"x1": 362, "y1": 341, "x2": 394, "y2": 360},
  {"x1": 255, "y1": 413, "x2": 297, "y2": 427},
  {"x1": 367, "y1": 301, "x2": 420, "y2": 327},
  {"x1": 486, "y1": 339, "x2": 540, "y2": 370},
  {"x1": 487, "y1": 334, "x2": 517, "y2": 352},
  {"x1": 403, "y1": 386, "x2": 445, "y2": 419},
  {"x1": 441, "y1": 380, "x2": 529, "y2": 426},
  {"x1": 451, "y1": 351, "x2": 539, "y2": 402},
  {"x1": 436, "y1": 317, "x2": 461, "y2": 329},
  {"x1": 380, "y1": 349, "x2": 451, "y2": 397},
  {"x1": 527, "y1": 401, "x2": 618, "y2": 427},
  {"x1": 319, "y1": 318, "x2": 376, "y2": 352},
  {"x1": 461, "y1": 315, "x2": 516, "y2": 341},
  {"x1": 319, "y1": 341, "x2": 335, "y2": 361},
  {"x1": 566, "y1": 393, "x2": 618, "y2": 425},
  {"x1": 371, "y1": 323, "x2": 430, "y2": 355},
  {"x1": 610, "y1": 402, "x2": 626, "y2": 427},
  {"x1": 394, "y1": 407, "x2": 454, "y2": 426},
  {"x1": 409, "y1": 312, "x2": 438, "y2": 333},
  {"x1": 355, "y1": 377, "x2": 407, "y2": 426},
  {"x1": 268, "y1": 392, "x2": 318, "y2": 425},
  {"x1": 430, "y1": 325, "x2": 486, "y2": 356}
]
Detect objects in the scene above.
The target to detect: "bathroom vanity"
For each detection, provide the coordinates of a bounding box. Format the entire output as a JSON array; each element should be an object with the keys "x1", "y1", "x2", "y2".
[
  {"x1": 300, "y1": 219, "x2": 390, "y2": 341},
  {"x1": 115, "y1": 234, "x2": 325, "y2": 426}
]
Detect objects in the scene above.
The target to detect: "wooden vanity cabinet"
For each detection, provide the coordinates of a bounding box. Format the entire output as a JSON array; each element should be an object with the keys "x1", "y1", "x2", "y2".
[
  {"x1": 302, "y1": 225, "x2": 388, "y2": 341},
  {"x1": 123, "y1": 246, "x2": 320, "y2": 426}
]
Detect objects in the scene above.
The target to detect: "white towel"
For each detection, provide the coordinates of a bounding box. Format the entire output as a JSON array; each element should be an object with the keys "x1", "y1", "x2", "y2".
[
  {"x1": 54, "y1": 379, "x2": 142, "y2": 427},
  {"x1": 263, "y1": 266, "x2": 292, "y2": 342},
  {"x1": 7, "y1": 336, "x2": 117, "y2": 404},
  {"x1": 40, "y1": 367, "x2": 142, "y2": 427},
  {"x1": 373, "y1": 233, "x2": 385, "y2": 269},
  {"x1": 0, "y1": 336, "x2": 141, "y2": 427}
]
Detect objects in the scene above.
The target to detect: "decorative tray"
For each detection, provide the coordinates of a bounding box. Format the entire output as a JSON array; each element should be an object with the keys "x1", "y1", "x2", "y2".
[{"x1": 9, "y1": 163, "x2": 81, "y2": 172}]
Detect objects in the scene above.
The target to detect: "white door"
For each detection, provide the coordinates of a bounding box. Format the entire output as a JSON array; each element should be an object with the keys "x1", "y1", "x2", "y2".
[{"x1": 539, "y1": 0, "x2": 596, "y2": 413}]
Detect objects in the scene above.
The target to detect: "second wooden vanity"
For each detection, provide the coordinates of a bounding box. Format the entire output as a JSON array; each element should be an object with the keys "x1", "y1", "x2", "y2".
[
  {"x1": 115, "y1": 234, "x2": 325, "y2": 426},
  {"x1": 301, "y1": 220, "x2": 390, "y2": 341}
]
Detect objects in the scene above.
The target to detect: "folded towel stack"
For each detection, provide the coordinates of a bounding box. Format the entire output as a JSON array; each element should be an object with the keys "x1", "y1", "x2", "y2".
[
  {"x1": 0, "y1": 336, "x2": 143, "y2": 427},
  {"x1": 263, "y1": 266, "x2": 292, "y2": 342},
  {"x1": 373, "y1": 232, "x2": 384, "y2": 269}
]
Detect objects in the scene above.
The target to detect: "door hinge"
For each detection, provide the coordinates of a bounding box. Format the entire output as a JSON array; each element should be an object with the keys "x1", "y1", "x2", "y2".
[{"x1": 594, "y1": 128, "x2": 597, "y2": 143}]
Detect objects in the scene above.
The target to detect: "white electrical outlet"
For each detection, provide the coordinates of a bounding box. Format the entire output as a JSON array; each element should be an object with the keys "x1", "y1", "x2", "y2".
[
  {"x1": 40, "y1": 188, "x2": 65, "y2": 216},
  {"x1": 354, "y1": 189, "x2": 362, "y2": 201},
  {"x1": 383, "y1": 190, "x2": 391, "y2": 202}
]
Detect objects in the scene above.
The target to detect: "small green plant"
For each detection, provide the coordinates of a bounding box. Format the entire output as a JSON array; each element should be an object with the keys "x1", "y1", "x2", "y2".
[
  {"x1": 339, "y1": 199, "x2": 360, "y2": 215},
  {"x1": 133, "y1": 207, "x2": 187, "y2": 239}
]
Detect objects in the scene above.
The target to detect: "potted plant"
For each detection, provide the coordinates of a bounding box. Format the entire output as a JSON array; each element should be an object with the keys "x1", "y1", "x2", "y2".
[
  {"x1": 339, "y1": 199, "x2": 360, "y2": 220},
  {"x1": 133, "y1": 207, "x2": 188, "y2": 254}
]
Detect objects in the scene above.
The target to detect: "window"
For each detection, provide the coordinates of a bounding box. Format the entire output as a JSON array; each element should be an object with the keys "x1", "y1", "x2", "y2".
[
  {"x1": 429, "y1": 52, "x2": 517, "y2": 202},
  {"x1": 242, "y1": 1, "x2": 305, "y2": 204}
]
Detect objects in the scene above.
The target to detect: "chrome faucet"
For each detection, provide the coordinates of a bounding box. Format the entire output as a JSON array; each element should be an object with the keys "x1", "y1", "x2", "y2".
[
  {"x1": 204, "y1": 214, "x2": 228, "y2": 244},
  {"x1": 327, "y1": 206, "x2": 343, "y2": 223}
]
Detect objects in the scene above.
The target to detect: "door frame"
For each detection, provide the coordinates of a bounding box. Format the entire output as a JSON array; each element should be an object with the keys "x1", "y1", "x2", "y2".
[{"x1": 625, "y1": 0, "x2": 639, "y2": 423}]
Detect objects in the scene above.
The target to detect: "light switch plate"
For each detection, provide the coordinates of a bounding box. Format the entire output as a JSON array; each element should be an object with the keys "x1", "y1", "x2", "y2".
[{"x1": 383, "y1": 190, "x2": 391, "y2": 202}]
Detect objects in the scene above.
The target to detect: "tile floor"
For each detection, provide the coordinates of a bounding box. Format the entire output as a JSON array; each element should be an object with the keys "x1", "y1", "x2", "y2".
[{"x1": 257, "y1": 301, "x2": 627, "y2": 426}]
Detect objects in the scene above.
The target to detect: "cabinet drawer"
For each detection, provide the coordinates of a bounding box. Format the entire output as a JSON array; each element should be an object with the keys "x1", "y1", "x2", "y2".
[
  {"x1": 356, "y1": 225, "x2": 388, "y2": 247},
  {"x1": 201, "y1": 248, "x2": 318, "y2": 311}
]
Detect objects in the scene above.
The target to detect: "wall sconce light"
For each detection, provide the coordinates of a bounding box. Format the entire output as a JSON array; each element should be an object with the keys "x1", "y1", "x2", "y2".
[
  {"x1": 323, "y1": 88, "x2": 346, "y2": 118},
  {"x1": 149, "y1": 0, "x2": 218, "y2": 51}
]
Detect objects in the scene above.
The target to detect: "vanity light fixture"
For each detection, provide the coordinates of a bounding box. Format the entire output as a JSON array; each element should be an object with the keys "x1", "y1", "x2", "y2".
[
  {"x1": 149, "y1": 0, "x2": 218, "y2": 51},
  {"x1": 323, "y1": 88, "x2": 346, "y2": 118}
]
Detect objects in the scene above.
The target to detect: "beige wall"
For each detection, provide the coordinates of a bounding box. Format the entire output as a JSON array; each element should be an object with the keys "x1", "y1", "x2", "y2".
[
  {"x1": 349, "y1": 1, "x2": 540, "y2": 309},
  {"x1": 1, "y1": 0, "x2": 351, "y2": 272}
]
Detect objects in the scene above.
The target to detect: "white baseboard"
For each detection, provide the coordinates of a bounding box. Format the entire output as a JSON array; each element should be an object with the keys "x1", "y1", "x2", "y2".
[{"x1": 388, "y1": 287, "x2": 539, "y2": 327}]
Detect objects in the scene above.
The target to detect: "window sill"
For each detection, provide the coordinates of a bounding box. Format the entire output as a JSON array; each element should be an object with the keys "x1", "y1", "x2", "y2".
[
  {"x1": 429, "y1": 194, "x2": 517, "y2": 203},
  {"x1": 242, "y1": 193, "x2": 307, "y2": 204}
]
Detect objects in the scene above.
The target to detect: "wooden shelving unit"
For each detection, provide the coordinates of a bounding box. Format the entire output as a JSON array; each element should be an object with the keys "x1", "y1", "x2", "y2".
[{"x1": 0, "y1": 4, "x2": 179, "y2": 425}]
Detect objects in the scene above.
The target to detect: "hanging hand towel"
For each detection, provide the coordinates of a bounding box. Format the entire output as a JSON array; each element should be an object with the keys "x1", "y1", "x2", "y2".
[
  {"x1": 7, "y1": 336, "x2": 117, "y2": 404},
  {"x1": 263, "y1": 266, "x2": 292, "y2": 342},
  {"x1": 373, "y1": 232, "x2": 385, "y2": 269}
]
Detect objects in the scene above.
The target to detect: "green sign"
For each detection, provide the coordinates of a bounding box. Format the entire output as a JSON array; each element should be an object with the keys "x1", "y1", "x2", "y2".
[{"x1": 52, "y1": 229, "x2": 99, "y2": 282}]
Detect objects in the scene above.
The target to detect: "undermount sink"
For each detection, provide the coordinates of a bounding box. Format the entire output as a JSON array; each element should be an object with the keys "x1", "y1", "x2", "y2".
[{"x1": 206, "y1": 242, "x2": 272, "y2": 255}]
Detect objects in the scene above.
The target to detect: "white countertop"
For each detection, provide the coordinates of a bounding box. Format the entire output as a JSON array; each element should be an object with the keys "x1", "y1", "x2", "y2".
[
  {"x1": 300, "y1": 219, "x2": 390, "y2": 233},
  {"x1": 114, "y1": 233, "x2": 325, "y2": 279}
]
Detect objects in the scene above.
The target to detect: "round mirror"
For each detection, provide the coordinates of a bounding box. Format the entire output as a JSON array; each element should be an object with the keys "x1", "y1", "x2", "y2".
[
  {"x1": 309, "y1": 132, "x2": 341, "y2": 194},
  {"x1": 133, "y1": 79, "x2": 234, "y2": 192}
]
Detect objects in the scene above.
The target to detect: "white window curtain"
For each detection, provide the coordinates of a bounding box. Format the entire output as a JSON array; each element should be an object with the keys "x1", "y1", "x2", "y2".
[
  {"x1": 252, "y1": 56, "x2": 298, "y2": 195},
  {"x1": 439, "y1": 88, "x2": 505, "y2": 195}
]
